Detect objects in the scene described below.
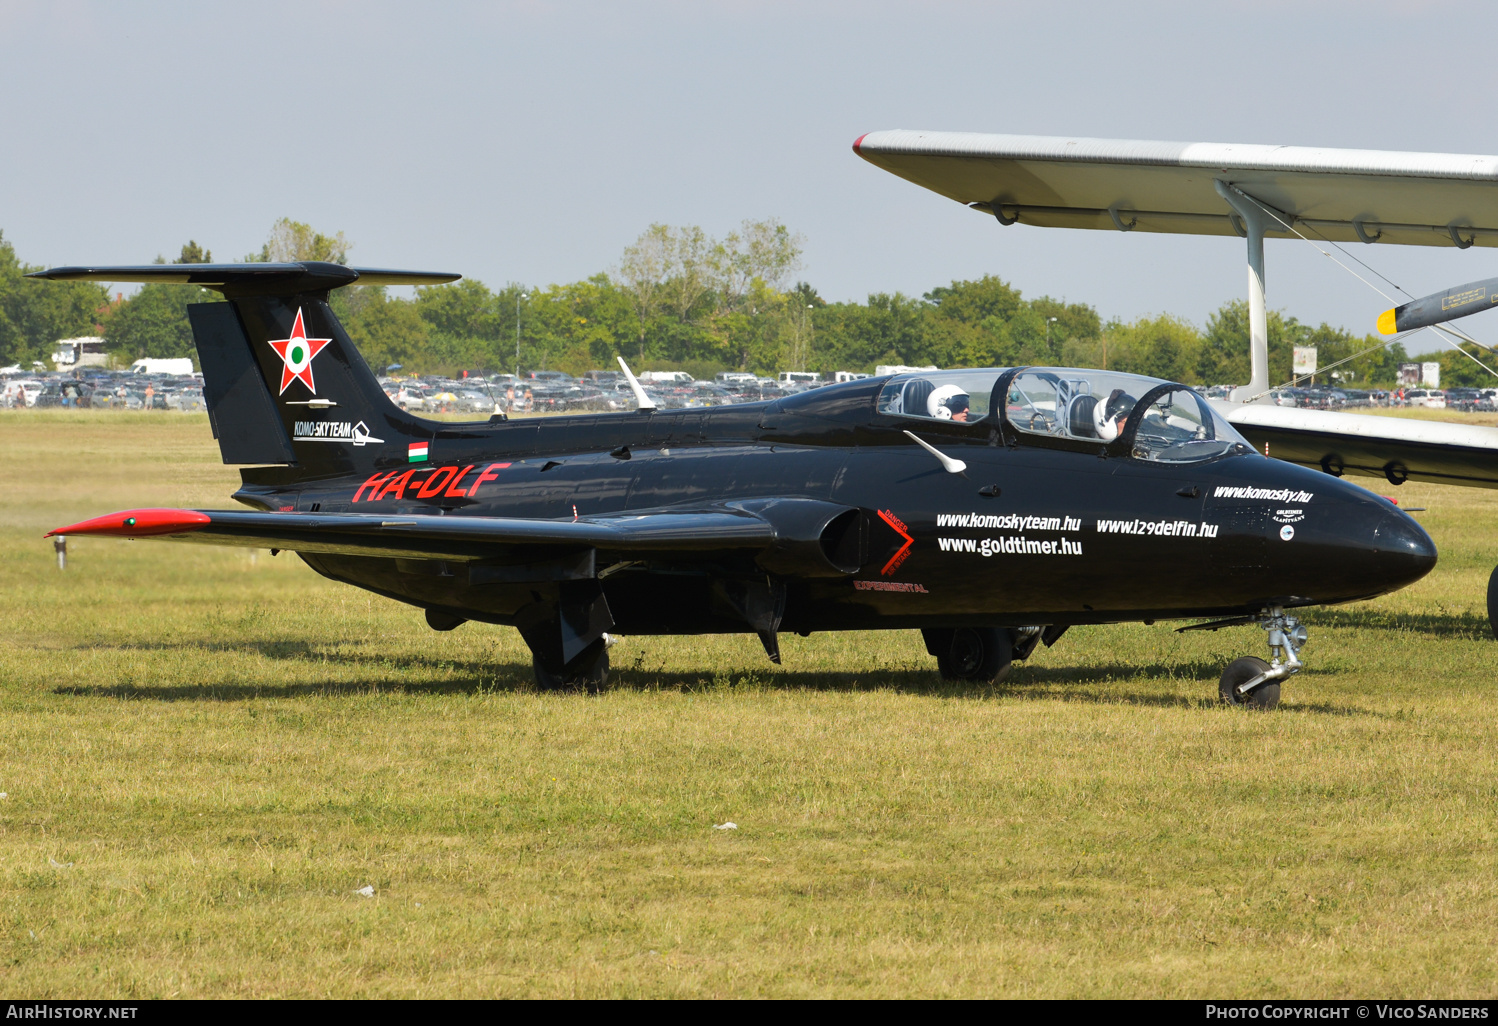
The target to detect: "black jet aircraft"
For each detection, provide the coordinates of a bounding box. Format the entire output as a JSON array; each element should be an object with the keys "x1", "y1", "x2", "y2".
[
  {"x1": 35, "y1": 263, "x2": 1436, "y2": 708},
  {"x1": 851, "y1": 129, "x2": 1498, "y2": 632}
]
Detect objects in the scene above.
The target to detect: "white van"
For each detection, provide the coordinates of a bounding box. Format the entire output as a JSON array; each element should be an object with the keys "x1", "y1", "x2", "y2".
[
  {"x1": 130, "y1": 357, "x2": 195, "y2": 376},
  {"x1": 778, "y1": 371, "x2": 821, "y2": 385},
  {"x1": 640, "y1": 371, "x2": 694, "y2": 385},
  {"x1": 875, "y1": 364, "x2": 939, "y2": 377},
  {"x1": 834, "y1": 371, "x2": 869, "y2": 383},
  {"x1": 1406, "y1": 389, "x2": 1446, "y2": 409}
]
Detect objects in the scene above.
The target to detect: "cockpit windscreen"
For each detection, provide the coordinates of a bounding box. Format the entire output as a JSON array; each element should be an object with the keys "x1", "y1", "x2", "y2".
[
  {"x1": 877, "y1": 367, "x2": 1251, "y2": 464},
  {"x1": 1005, "y1": 368, "x2": 1250, "y2": 462},
  {"x1": 1130, "y1": 386, "x2": 1251, "y2": 463}
]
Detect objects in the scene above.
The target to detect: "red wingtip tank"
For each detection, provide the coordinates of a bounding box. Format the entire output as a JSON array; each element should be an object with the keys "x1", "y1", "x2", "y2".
[{"x1": 47, "y1": 508, "x2": 212, "y2": 539}]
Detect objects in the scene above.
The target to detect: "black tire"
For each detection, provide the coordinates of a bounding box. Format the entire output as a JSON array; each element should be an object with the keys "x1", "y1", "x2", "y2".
[
  {"x1": 1487, "y1": 565, "x2": 1498, "y2": 640},
  {"x1": 532, "y1": 642, "x2": 609, "y2": 693},
  {"x1": 1219, "y1": 656, "x2": 1279, "y2": 710},
  {"x1": 936, "y1": 627, "x2": 1012, "y2": 683}
]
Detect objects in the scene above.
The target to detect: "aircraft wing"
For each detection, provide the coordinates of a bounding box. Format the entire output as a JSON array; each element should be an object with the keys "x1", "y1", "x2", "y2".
[
  {"x1": 47, "y1": 498, "x2": 864, "y2": 577},
  {"x1": 1216, "y1": 404, "x2": 1498, "y2": 489},
  {"x1": 854, "y1": 130, "x2": 1498, "y2": 247}
]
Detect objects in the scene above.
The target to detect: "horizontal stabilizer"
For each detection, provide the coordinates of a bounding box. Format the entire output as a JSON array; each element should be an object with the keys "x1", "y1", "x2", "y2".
[
  {"x1": 1378, "y1": 276, "x2": 1498, "y2": 334},
  {"x1": 26, "y1": 262, "x2": 460, "y2": 293}
]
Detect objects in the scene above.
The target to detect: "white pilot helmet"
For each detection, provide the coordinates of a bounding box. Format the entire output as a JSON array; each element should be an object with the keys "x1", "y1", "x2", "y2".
[
  {"x1": 927, "y1": 384, "x2": 971, "y2": 420},
  {"x1": 1092, "y1": 388, "x2": 1135, "y2": 441}
]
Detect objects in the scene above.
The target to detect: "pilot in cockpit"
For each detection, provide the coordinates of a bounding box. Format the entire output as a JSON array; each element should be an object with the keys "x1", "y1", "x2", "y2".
[
  {"x1": 892, "y1": 378, "x2": 972, "y2": 421},
  {"x1": 1092, "y1": 388, "x2": 1135, "y2": 441},
  {"x1": 927, "y1": 384, "x2": 971, "y2": 422}
]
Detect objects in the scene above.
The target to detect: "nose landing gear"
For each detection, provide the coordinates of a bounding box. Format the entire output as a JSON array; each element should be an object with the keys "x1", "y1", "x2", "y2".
[{"x1": 1219, "y1": 607, "x2": 1307, "y2": 710}]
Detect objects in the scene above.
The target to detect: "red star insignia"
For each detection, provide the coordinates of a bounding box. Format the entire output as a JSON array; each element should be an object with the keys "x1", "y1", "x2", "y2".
[{"x1": 267, "y1": 308, "x2": 333, "y2": 395}]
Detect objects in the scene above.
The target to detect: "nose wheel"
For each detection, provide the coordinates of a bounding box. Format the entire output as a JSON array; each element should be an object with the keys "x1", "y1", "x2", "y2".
[
  {"x1": 1218, "y1": 657, "x2": 1279, "y2": 709},
  {"x1": 1218, "y1": 607, "x2": 1307, "y2": 711}
]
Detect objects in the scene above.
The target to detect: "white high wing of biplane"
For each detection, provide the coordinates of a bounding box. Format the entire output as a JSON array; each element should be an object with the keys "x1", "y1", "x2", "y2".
[{"x1": 854, "y1": 129, "x2": 1498, "y2": 633}]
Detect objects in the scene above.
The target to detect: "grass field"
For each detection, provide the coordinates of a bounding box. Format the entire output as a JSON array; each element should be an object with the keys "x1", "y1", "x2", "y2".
[{"x1": 3, "y1": 410, "x2": 1497, "y2": 998}]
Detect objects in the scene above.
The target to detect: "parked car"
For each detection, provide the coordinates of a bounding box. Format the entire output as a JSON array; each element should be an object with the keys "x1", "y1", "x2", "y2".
[
  {"x1": 1445, "y1": 388, "x2": 1482, "y2": 412},
  {"x1": 390, "y1": 385, "x2": 429, "y2": 410},
  {"x1": 2, "y1": 378, "x2": 45, "y2": 407},
  {"x1": 685, "y1": 382, "x2": 735, "y2": 407},
  {"x1": 454, "y1": 389, "x2": 498, "y2": 414},
  {"x1": 165, "y1": 388, "x2": 207, "y2": 411}
]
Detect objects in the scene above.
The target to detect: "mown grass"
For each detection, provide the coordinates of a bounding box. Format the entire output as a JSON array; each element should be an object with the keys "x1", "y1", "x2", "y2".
[
  {"x1": 2, "y1": 410, "x2": 1497, "y2": 998},
  {"x1": 1361, "y1": 407, "x2": 1498, "y2": 428}
]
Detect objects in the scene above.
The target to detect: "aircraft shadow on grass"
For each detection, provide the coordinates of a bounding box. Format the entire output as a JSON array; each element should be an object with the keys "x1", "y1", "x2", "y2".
[
  {"x1": 52, "y1": 641, "x2": 1371, "y2": 714},
  {"x1": 1310, "y1": 607, "x2": 1492, "y2": 640}
]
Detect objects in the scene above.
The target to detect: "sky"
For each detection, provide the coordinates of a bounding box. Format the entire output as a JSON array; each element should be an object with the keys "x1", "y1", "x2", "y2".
[{"x1": 3, "y1": 0, "x2": 1497, "y2": 355}]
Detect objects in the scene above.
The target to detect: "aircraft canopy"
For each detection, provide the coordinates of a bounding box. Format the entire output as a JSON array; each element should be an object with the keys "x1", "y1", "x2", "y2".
[{"x1": 854, "y1": 130, "x2": 1498, "y2": 249}]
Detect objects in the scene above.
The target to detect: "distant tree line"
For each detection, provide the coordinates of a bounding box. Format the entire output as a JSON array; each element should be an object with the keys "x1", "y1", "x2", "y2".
[{"x1": 4, "y1": 218, "x2": 1494, "y2": 388}]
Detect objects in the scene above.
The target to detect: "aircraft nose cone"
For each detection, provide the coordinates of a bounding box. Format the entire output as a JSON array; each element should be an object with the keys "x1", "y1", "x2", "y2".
[
  {"x1": 1373, "y1": 506, "x2": 1438, "y2": 586},
  {"x1": 1312, "y1": 497, "x2": 1438, "y2": 599},
  {"x1": 1280, "y1": 494, "x2": 1436, "y2": 604}
]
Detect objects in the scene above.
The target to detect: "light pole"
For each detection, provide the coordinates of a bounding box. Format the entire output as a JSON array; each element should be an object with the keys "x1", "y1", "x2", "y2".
[
  {"x1": 515, "y1": 292, "x2": 529, "y2": 379},
  {"x1": 1046, "y1": 316, "x2": 1059, "y2": 347},
  {"x1": 797, "y1": 303, "x2": 814, "y2": 372}
]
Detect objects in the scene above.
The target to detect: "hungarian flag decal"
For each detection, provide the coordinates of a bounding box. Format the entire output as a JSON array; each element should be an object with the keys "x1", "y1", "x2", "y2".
[{"x1": 408, "y1": 441, "x2": 429, "y2": 463}]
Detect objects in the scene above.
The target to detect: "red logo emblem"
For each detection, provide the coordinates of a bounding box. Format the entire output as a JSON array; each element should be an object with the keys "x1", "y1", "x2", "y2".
[
  {"x1": 877, "y1": 509, "x2": 914, "y2": 576},
  {"x1": 267, "y1": 308, "x2": 333, "y2": 395}
]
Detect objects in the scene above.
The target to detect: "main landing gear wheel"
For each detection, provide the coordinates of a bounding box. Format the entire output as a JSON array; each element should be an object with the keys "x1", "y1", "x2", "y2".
[
  {"x1": 1219, "y1": 656, "x2": 1280, "y2": 710},
  {"x1": 930, "y1": 627, "x2": 1012, "y2": 683},
  {"x1": 1487, "y1": 566, "x2": 1498, "y2": 639},
  {"x1": 532, "y1": 640, "x2": 610, "y2": 693}
]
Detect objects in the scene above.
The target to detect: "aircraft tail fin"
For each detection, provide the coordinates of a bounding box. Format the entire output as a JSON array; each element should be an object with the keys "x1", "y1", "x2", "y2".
[{"x1": 29, "y1": 263, "x2": 461, "y2": 473}]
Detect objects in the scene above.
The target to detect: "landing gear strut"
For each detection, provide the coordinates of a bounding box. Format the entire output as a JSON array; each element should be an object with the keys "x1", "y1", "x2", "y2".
[{"x1": 1219, "y1": 607, "x2": 1306, "y2": 710}]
